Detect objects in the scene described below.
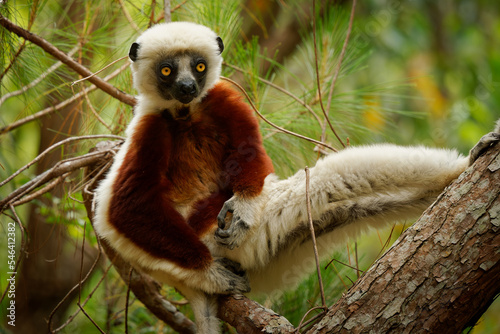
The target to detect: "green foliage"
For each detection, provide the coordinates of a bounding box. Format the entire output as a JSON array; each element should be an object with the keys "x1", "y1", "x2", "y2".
[{"x1": 1, "y1": 0, "x2": 500, "y2": 333}]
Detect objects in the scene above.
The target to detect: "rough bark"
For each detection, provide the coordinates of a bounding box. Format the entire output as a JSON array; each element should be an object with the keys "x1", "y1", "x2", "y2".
[
  {"x1": 306, "y1": 143, "x2": 500, "y2": 333},
  {"x1": 218, "y1": 295, "x2": 295, "y2": 334}
]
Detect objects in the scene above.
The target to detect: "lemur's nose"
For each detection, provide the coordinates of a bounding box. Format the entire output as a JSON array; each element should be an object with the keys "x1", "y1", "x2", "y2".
[{"x1": 179, "y1": 80, "x2": 197, "y2": 95}]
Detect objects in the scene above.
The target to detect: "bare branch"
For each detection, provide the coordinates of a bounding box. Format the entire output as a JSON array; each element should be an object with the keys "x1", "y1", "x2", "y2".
[
  {"x1": 50, "y1": 263, "x2": 114, "y2": 333},
  {"x1": 224, "y1": 62, "x2": 323, "y2": 127},
  {"x1": 48, "y1": 231, "x2": 103, "y2": 333},
  {"x1": 0, "y1": 61, "x2": 131, "y2": 135},
  {"x1": 164, "y1": 0, "x2": 171, "y2": 23},
  {"x1": 0, "y1": 139, "x2": 122, "y2": 210},
  {"x1": 11, "y1": 173, "x2": 68, "y2": 207},
  {"x1": 218, "y1": 295, "x2": 295, "y2": 334},
  {"x1": 0, "y1": 134, "x2": 123, "y2": 189},
  {"x1": 117, "y1": 0, "x2": 141, "y2": 32},
  {"x1": 220, "y1": 76, "x2": 337, "y2": 152}
]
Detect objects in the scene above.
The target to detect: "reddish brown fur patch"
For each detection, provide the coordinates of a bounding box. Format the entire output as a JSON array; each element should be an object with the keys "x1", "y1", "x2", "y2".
[
  {"x1": 108, "y1": 82, "x2": 274, "y2": 269},
  {"x1": 109, "y1": 115, "x2": 213, "y2": 269}
]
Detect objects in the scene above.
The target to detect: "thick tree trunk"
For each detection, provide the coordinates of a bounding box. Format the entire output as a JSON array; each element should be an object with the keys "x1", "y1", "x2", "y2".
[{"x1": 306, "y1": 143, "x2": 500, "y2": 333}]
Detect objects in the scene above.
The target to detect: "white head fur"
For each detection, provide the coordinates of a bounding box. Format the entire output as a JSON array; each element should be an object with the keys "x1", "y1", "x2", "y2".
[{"x1": 129, "y1": 22, "x2": 223, "y2": 117}]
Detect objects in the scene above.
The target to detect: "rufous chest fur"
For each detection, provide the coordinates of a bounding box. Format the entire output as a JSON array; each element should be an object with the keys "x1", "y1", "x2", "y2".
[{"x1": 163, "y1": 111, "x2": 230, "y2": 217}]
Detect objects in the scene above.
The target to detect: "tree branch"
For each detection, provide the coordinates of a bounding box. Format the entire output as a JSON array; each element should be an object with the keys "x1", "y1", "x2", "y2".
[
  {"x1": 0, "y1": 15, "x2": 137, "y2": 107},
  {"x1": 218, "y1": 295, "x2": 295, "y2": 334},
  {"x1": 306, "y1": 143, "x2": 500, "y2": 333}
]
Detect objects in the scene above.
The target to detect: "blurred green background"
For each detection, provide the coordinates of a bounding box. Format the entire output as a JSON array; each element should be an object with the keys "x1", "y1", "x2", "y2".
[{"x1": 1, "y1": 0, "x2": 499, "y2": 333}]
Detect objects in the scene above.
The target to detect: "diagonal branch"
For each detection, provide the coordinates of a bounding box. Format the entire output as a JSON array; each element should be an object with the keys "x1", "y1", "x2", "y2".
[{"x1": 0, "y1": 15, "x2": 137, "y2": 107}]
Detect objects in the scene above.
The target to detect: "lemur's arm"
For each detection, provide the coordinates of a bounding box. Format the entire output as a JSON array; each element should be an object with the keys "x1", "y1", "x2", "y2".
[
  {"x1": 106, "y1": 114, "x2": 213, "y2": 268},
  {"x1": 211, "y1": 83, "x2": 274, "y2": 197},
  {"x1": 208, "y1": 84, "x2": 275, "y2": 243}
]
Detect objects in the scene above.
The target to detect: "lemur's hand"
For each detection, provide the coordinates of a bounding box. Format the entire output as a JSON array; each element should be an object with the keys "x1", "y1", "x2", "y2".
[
  {"x1": 469, "y1": 120, "x2": 500, "y2": 165},
  {"x1": 215, "y1": 197, "x2": 250, "y2": 250}
]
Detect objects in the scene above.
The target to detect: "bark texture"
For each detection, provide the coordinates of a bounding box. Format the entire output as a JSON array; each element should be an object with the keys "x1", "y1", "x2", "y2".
[
  {"x1": 307, "y1": 143, "x2": 500, "y2": 333},
  {"x1": 218, "y1": 295, "x2": 295, "y2": 334}
]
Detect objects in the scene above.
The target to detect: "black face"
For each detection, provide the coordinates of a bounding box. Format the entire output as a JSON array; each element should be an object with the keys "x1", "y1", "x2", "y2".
[{"x1": 155, "y1": 54, "x2": 208, "y2": 104}]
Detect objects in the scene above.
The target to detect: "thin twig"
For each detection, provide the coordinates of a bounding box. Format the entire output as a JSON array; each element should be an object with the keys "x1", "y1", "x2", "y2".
[
  {"x1": 50, "y1": 263, "x2": 113, "y2": 333},
  {"x1": 325, "y1": 257, "x2": 364, "y2": 274},
  {"x1": 118, "y1": 0, "x2": 141, "y2": 32},
  {"x1": 11, "y1": 173, "x2": 68, "y2": 207},
  {"x1": 296, "y1": 307, "x2": 327, "y2": 333},
  {"x1": 0, "y1": 134, "x2": 123, "y2": 189},
  {"x1": 0, "y1": 15, "x2": 137, "y2": 106},
  {"x1": 0, "y1": 146, "x2": 121, "y2": 210},
  {"x1": 71, "y1": 56, "x2": 129, "y2": 86},
  {"x1": 224, "y1": 62, "x2": 323, "y2": 127},
  {"x1": 355, "y1": 241, "x2": 360, "y2": 279},
  {"x1": 311, "y1": 0, "x2": 345, "y2": 148},
  {"x1": 0, "y1": 61, "x2": 131, "y2": 135},
  {"x1": 0, "y1": 46, "x2": 79, "y2": 107},
  {"x1": 0, "y1": 0, "x2": 39, "y2": 80},
  {"x1": 164, "y1": 0, "x2": 171, "y2": 23},
  {"x1": 322, "y1": 0, "x2": 357, "y2": 144},
  {"x1": 48, "y1": 234, "x2": 104, "y2": 333},
  {"x1": 305, "y1": 167, "x2": 326, "y2": 309},
  {"x1": 83, "y1": 88, "x2": 113, "y2": 132},
  {"x1": 295, "y1": 167, "x2": 328, "y2": 333},
  {"x1": 78, "y1": 302, "x2": 106, "y2": 334},
  {"x1": 220, "y1": 77, "x2": 336, "y2": 152}
]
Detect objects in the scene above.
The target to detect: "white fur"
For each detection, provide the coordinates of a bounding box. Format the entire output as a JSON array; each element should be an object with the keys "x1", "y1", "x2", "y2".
[{"x1": 130, "y1": 22, "x2": 222, "y2": 115}]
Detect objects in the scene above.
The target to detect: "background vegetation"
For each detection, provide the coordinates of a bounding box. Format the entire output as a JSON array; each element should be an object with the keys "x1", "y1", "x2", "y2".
[{"x1": 1, "y1": 0, "x2": 499, "y2": 333}]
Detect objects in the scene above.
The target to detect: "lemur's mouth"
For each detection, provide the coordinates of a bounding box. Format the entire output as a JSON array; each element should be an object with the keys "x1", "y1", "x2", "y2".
[{"x1": 176, "y1": 95, "x2": 195, "y2": 104}]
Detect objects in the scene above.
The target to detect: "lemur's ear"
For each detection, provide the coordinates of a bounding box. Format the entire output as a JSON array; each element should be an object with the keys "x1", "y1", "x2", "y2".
[
  {"x1": 216, "y1": 37, "x2": 224, "y2": 55},
  {"x1": 129, "y1": 42, "x2": 140, "y2": 62}
]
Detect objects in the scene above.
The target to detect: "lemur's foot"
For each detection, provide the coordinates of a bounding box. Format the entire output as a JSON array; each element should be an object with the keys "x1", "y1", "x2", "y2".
[
  {"x1": 212, "y1": 257, "x2": 250, "y2": 294},
  {"x1": 469, "y1": 132, "x2": 500, "y2": 165},
  {"x1": 215, "y1": 197, "x2": 250, "y2": 250}
]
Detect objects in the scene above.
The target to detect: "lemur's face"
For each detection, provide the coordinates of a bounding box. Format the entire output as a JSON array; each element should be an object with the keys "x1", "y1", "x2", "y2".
[
  {"x1": 128, "y1": 22, "x2": 224, "y2": 116},
  {"x1": 154, "y1": 53, "x2": 208, "y2": 104}
]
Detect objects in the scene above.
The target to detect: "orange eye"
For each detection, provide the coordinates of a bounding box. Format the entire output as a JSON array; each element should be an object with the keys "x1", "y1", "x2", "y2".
[
  {"x1": 196, "y1": 63, "x2": 206, "y2": 72},
  {"x1": 161, "y1": 66, "x2": 171, "y2": 76}
]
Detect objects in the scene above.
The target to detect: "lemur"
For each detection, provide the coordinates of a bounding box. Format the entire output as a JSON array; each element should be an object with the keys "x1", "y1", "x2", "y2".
[{"x1": 94, "y1": 21, "x2": 500, "y2": 334}]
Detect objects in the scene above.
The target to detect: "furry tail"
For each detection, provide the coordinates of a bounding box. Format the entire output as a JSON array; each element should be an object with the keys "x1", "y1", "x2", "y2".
[{"x1": 221, "y1": 144, "x2": 469, "y2": 294}]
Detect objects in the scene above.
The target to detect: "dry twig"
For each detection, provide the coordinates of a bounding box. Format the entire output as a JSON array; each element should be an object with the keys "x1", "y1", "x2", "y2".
[{"x1": 220, "y1": 77, "x2": 336, "y2": 152}]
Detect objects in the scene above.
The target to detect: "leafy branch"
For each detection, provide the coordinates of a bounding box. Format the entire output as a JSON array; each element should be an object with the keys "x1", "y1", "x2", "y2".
[{"x1": 0, "y1": 14, "x2": 137, "y2": 107}]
